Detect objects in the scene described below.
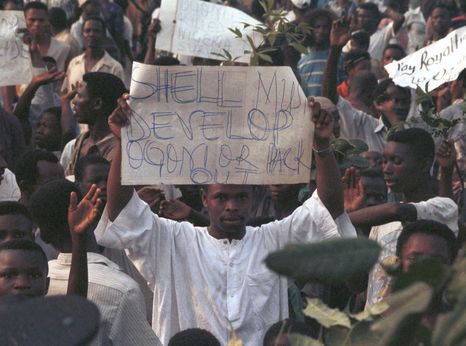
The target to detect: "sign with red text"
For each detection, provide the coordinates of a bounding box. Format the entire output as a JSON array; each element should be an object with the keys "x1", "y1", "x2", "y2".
[
  {"x1": 122, "y1": 63, "x2": 313, "y2": 185},
  {"x1": 385, "y1": 26, "x2": 466, "y2": 91}
]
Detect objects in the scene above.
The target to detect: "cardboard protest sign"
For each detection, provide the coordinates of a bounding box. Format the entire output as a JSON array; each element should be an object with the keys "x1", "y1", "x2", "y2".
[
  {"x1": 122, "y1": 62, "x2": 313, "y2": 185},
  {"x1": 156, "y1": 0, "x2": 261, "y2": 63},
  {"x1": 385, "y1": 26, "x2": 466, "y2": 91},
  {"x1": 0, "y1": 11, "x2": 32, "y2": 86}
]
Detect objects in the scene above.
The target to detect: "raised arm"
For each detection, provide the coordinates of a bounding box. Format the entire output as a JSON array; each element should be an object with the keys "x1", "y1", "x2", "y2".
[
  {"x1": 67, "y1": 185, "x2": 101, "y2": 297},
  {"x1": 322, "y1": 18, "x2": 351, "y2": 104},
  {"x1": 144, "y1": 19, "x2": 161, "y2": 65},
  {"x1": 348, "y1": 202, "x2": 417, "y2": 229},
  {"x1": 310, "y1": 98, "x2": 344, "y2": 219},
  {"x1": 107, "y1": 95, "x2": 135, "y2": 221}
]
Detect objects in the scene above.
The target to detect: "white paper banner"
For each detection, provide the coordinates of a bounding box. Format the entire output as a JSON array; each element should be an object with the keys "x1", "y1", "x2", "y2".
[
  {"x1": 156, "y1": 0, "x2": 262, "y2": 63},
  {"x1": 385, "y1": 26, "x2": 466, "y2": 91},
  {"x1": 0, "y1": 11, "x2": 32, "y2": 87},
  {"x1": 122, "y1": 63, "x2": 313, "y2": 185}
]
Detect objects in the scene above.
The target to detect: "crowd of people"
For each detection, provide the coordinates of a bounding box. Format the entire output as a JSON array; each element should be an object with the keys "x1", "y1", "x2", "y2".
[{"x1": 0, "y1": 0, "x2": 465, "y2": 344}]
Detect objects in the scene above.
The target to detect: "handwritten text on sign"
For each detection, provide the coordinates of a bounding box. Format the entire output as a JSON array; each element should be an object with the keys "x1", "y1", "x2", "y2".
[
  {"x1": 122, "y1": 63, "x2": 313, "y2": 185},
  {"x1": 0, "y1": 11, "x2": 32, "y2": 87},
  {"x1": 385, "y1": 26, "x2": 466, "y2": 91},
  {"x1": 156, "y1": 0, "x2": 261, "y2": 63}
]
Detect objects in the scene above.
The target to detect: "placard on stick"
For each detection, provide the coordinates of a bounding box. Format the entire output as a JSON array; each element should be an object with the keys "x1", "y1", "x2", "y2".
[
  {"x1": 122, "y1": 63, "x2": 313, "y2": 185},
  {"x1": 0, "y1": 11, "x2": 32, "y2": 87}
]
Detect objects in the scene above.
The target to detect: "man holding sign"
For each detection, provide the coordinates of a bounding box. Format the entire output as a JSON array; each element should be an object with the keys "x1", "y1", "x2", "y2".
[{"x1": 94, "y1": 94, "x2": 356, "y2": 344}]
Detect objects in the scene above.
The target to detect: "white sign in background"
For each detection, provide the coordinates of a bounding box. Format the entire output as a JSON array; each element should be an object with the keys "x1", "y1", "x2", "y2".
[
  {"x1": 122, "y1": 63, "x2": 313, "y2": 185},
  {"x1": 385, "y1": 26, "x2": 466, "y2": 91},
  {"x1": 156, "y1": 0, "x2": 262, "y2": 63},
  {"x1": 0, "y1": 11, "x2": 32, "y2": 87}
]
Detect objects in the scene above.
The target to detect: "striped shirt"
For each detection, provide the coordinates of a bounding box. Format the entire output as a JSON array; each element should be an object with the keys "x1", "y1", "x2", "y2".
[{"x1": 298, "y1": 49, "x2": 329, "y2": 97}]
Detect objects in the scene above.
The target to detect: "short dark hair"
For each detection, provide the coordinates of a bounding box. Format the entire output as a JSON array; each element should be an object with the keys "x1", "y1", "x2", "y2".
[
  {"x1": 373, "y1": 78, "x2": 411, "y2": 105},
  {"x1": 344, "y1": 50, "x2": 371, "y2": 71},
  {"x1": 82, "y1": 16, "x2": 106, "y2": 33},
  {"x1": 168, "y1": 328, "x2": 221, "y2": 346},
  {"x1": 263, "y1": 319, "x2": 315, "y2": 346},
  {"x1": 82, "y1": 72, "x2": 127, "y2": 117},
  {"x1": 396, "y1": 219, "x2": 458, "y2": 261},
  {"x1": 384, "y1": 44, "x2": 406, "y2": 58},
  {"x1": 74, "y1": 155, "x2": 110, "y2": 183},
  {"x1": 305, "y1": 8, "x2": 337, "y2": 26},
  {"x1": 0, "y1": 201, "x2": 32, "y2": 223},
  {"x1": 15, "y1": 150, "x2": 59, "y2": 189},
  {"x1": 350, "y1": 30, "x2": 370, "y2": 51},
  {"x1": 0, "y1": 240, "x2": 48, "y2": 275},
  {"x1": 29, "y1": 179, "x2": 81, "y2": 249},
  {"x1": 24, "y1": 1, "x2": 48, "y2": 13},
  {"x1": 48, "y1": 7, "x2": 67, "y2": 31},
  {"x1": 432, "y1": 3, "x2": 452, "y2": 16},
  {"x1": 357, "y1": 2, "x2": 380, "y2": 20},
  {"x1": 153, "y1": 56, "x2": 181, "y2": 66},
  {"x1": 386, "y1": 128, "x2": 435, "y2": 164}
]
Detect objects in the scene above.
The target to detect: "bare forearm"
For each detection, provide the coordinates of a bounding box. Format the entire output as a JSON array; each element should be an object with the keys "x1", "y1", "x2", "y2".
[
  {"x1": 107, "y1": 139, "x2": 134, "y2": 221},
  {"x1": 438, "y1": 167, "x2": 454, "y2": 198},
  {"x1": 315, "y1": 138, "x2": 344, "y2": 219},
  {"x1": 144, "y1": 37, "x2": 156, "y2": 65},
  {"x1": 322, "y1": 46, "x2": 342, "y2": 104},
  {"x1": 67, "y1": 234, "x2": 88, "y2": 297},
  {"x1": 348, "y1": 203, "x2": 417, "y2": 228},
  {"x1": 60, "y1": 99, "x2": 77, "y2": 145}
]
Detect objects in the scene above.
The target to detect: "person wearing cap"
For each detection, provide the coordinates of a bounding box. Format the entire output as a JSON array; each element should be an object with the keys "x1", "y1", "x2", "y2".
[
  {"x1": 285, "y1": 0, "x2": 313, "y2": 23},
  {"x1": 337, "y1": 50, "x2": 371, "y2": 98}
]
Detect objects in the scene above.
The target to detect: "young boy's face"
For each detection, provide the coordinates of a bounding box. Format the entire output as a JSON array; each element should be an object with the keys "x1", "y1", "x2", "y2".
[
  {"x1": 0, "y1": 250, "x2": 48, "y2": 297},
  {"x1": 0, "y1": 215, "x2": 34, "y2": 244}
]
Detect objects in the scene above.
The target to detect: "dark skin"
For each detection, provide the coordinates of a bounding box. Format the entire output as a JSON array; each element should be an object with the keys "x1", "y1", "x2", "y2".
[{"x1": 106, "y1": 95, "x2": 344, "y2": 241}]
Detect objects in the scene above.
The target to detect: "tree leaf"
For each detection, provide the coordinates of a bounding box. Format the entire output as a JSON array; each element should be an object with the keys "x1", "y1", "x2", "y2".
[
  {"x1": 432, "y1": 291, "x2": 466, "y2": 346},
  {"x1": 351, "y1": 301, "x2": 389, "y2": 322},
  {"x1": 303, "y1": 298, "x2": 351, "y2": 328},
  {"x1": 265, "y1": 238, "x2": 381, "y2": 285},
  {"x1": 257, "y1": 53, "x2": 274, "y2": 64},
  {"x1": 288, "y1": 333, "x2": 324, "y2": 346}
]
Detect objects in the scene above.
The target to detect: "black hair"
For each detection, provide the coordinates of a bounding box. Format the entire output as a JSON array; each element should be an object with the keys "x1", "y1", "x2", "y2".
[
  {"x1": 304, "y1": 8, "x2": 337, "y2": 26},
  {"x1": 357, "y1": 2, "x2": 381, "y2": 20},
  {"x1": 74, "y1": 155, "x2": 110, "y2": 183},
  {"x1": 383, "y1": 44, "x2": 406, "y2": 58},
  {"x1": 344, "y1": 50, "x2": 371, "y2": 71},
  {"x1": 0, "y1": 201, "x2": 33, "y2": 223},
  {"x1": 396, "y1": 219, "x2": 458, "y2": 261},
  {"x1": 42, "y1": 106, "x2": 62, "y2": 127},
  {"x1": 350, "y1": 30, "x2": 370, "y2": 51},
  {"x1": 48, "y1": 7, "x2": 67, "y2": 31},
  {"x1": 373, "y1": 78, "x2": 410, "y2": 105},
  {"x1": 81, "y1": 0, "x2": 100, "y2": 10},
  {"x1": 432, "y1": 3, "x2": 452, "y2": 17},
  {"x1": 386, "y1": 127, "x2": 435, "y2": 164},
  {"x1": 153, "y1": 56, "x2": 181, "y2": 66},
  {"x1": 29, "y1": 179, "x2": 81, "y2": 249},
  {"x1": 263, "y1": 319, "x2": 315, "y2": 346},
  {"x1": 15, "y1": 150, "x2": 59, "y2": 190},
  {"x1": 0, "y1": 239, "x2": 48, "y2": 275},
  {"x1": 82, "y1": 72, "x2": 127, "y2": 117},
  {"x1": 82, "y1": 16, "x2": 107, "y2": 33},
  {"x1": 24, "y1": 1, "x2": 48, "y2": 13},
  {"x1": 168, "y1": 328, "x2": 221, "y2": 346}
]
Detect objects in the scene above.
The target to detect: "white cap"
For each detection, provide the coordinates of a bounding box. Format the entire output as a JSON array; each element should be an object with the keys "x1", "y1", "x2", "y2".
[{"x1": 291, "y1": 0, "x2": 311, "y2": 9}]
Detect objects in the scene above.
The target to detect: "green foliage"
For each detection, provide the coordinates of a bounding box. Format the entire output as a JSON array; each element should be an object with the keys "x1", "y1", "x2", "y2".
[
  {"x1": 265, "y1": 238, "x2": 381, "y2": 284},
  {"x1": 303, "y1": 299, "x2": 351, "y2": 328},
  {"x1": 331, "y1": 138, "x2": 370, "y2": 172}
]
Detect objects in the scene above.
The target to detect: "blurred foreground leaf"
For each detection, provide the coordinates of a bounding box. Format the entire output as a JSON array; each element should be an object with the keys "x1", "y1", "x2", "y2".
[{"x1": 303, "y1": 298, "x2": 351, "y2": 328}]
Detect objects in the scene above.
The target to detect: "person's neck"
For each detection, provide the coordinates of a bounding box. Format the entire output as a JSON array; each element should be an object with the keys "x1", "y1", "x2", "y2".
[
  {"x1": 88, "y1": 120, "x2": 111, "y2": 141},
  {"x1": 402, "y1": 177, "x2": 435, "y2": 202},
  {"x1": 85, "y1": 47, "x2": 105, "y2": 60},
  {"x1": 207, "y1": 226, "x2": 246, "y2": 242}
]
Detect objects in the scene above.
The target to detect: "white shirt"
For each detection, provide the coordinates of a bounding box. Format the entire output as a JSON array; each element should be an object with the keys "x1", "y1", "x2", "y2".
[
  {"x1": 95, "y1": 190, "x2": 356, "y2": 345},
  {"x1": 369, "y1": 22, "x2": 395, "y2": 61},
  {"x1": 47, "y1": 252, "x2": 161, "y2": 346},
  {"x1": 366, "y1": 197, "x2": 458, "y2": 308},
  {"x1": 0, "y1": 168, "x2": 20, "y2": 201}
]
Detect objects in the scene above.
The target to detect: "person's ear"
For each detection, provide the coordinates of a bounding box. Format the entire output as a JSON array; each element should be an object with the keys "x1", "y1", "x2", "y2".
[
  {"x1": 92, "y1": 97, "x2": 103, "y2": 112},
  {"x1": 201, "y1": 188, "x2": 208, "y2": 209}
]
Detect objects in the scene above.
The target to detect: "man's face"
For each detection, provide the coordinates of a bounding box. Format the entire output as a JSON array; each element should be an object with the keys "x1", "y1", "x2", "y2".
[
  {"x1": 83, "y1": 19, "x2": 105, "y2": 49},
  {"x1": 377, "y1": 85, "x2": 411, "y2": 123},
  {"x1": 72, "y1": 82, "x2": 96, "y2": 124},
  {"x1": 382, "y1": 142, "x2": 419, "y2": 193},
  {"x1": 431, "y1": 8, "x2": 451, "y2": 35},
  {"x1": 0, "y1": 215, "x2": 33, "y2": 244},
  {"x1": 78, "y1": 163, "x2": 109, "y2": 206},
  {"x1": 401, "y1": 233, "x2": 451, "y2": 271},
  {"x1": 356, "y1": 9, "x2": 378, "y2": 33},
  {"x1": 34, "y1": 112, "x2": 61, "y2": 151},
  {"x1": 360, "y1": 176, "x2": 387, "y2": 207},
  {"x1": 382, "y1": 48, "x2": 404, "y2": 66},
  {"x1": 202, "y1": 184, "x2": 253, "y2": 237},
  {"x1": 0, "y1": 250, "x2": 48, "y2": 298},
  {"x1": 348, "y1": 59, "x2": 371, "y2": 78},
  {"x1": 25, "y1": 9, "x2": 49, "y2": 35},
  {"x1": 311, "y1": 17, "x2": 331, "y2": 47}
]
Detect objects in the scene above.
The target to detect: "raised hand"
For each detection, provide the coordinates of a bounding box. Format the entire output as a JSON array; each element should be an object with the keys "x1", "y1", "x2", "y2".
[
  {"x1": 342, "y1": 167, "x2": 364, "y2": 212},
  {"x1": 108, "y1": 94, "x2": 132, "y2": 139},
  {"x1": 330, "y1": 17, "x2": 352, "y2": 47},
  {"x1": 68, "y1": 184, "x2": 102, "y2": 235},
  {"x1": 159, "y1": 199, "x2": 192, "y2": 221},
  {"x1": 436, "y1": 139, "x2": 456, "y2": 170},
  {"x1": 137, "y1": 186, "x2": 164, "y2": 211},
  {"x1": 32, "y1": 68, "x2": 65, "y2": 87},
  {"x1": 309, "y1": 97, "x2": 335, "y2": 142}
]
